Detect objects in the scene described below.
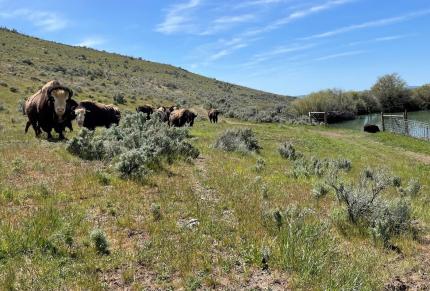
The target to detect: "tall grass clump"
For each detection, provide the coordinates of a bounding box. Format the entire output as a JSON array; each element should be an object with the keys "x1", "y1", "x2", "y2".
[
  {"x1": 214, "y1": 128, "x2": 261, "y2": 153},
  {"x1": 66, "y1": 113, "x2": 199, "y2": 180}
]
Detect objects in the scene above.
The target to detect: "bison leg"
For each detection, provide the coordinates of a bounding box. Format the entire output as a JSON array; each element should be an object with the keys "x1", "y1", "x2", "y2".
[{"x1": 25, "y1": 121, "x2": 31, "y2": 133}]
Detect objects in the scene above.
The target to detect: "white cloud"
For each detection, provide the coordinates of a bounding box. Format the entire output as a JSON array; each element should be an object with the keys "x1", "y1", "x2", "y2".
[
  {"x1": 76, "y1": 37, "x2": 106, "y2": 48},
  {"x1": 244, "y1": 0, "x2": 354, "y2": 36},
  {"x1": 301, "y1": 9, "x2": 430, "y2": 40},
  {"x1": 314, "y1": 50, "x2": 366, "y2": 61},
  {"x1": 0, "y1": 8, "x2": 68, "y2": 31},
  {"x1": 214, "y1": 14, "x2": 255, "y2": 24},
  {"x1": 348, "y1": 34, "x2": 415, "y2": 46},
  {"x1": 156, "y1": 0, "x2": 201, "y2": 34}
]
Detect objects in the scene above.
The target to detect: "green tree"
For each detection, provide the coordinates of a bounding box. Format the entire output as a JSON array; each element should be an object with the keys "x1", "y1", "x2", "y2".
[
  {"x1": 371, "y1": 73, "x2": 410, "y2": 112},
  {"x1": 411, "y1": 84, "x2": 430, "y2": 110}
]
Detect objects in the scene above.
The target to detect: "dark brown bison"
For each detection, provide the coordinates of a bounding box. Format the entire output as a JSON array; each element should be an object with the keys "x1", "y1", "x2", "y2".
[
  {"x1": 136, "y1": 105, "x2": 153, "y2": 119},
  {"x1": 363, "y1": 124, "x2": 380, "y2": 133},
  {"x1": 208, "y1": 109, "x2": 220, "y2": 123},
  {"x1": 169, "y1": 109, "x2": 197, "y2": 127},
  {"x1": 156, "y1": 106, "x2": 171, "y2": 123},
  {"x1": 24, "y1": 80, "x2": 76, "y2": 139},
  {"x1": 74, "y1": 101, "x2": 121, "y2": 130}
]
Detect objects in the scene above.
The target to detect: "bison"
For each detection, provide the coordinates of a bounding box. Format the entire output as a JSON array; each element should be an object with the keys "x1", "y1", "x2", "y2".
[
  {"x1": 156, "y1": 106, "x2": 171, "y2": 123},
  {"x1": 169, "y1": 109, "x2": 197, "y2": 127},
  {"x1": 74, "y1": 101, "x2": 121, "y2": 130},
  {"x1": 208, "y1": 109, "x2": 220, "y2": 123},
  {"x1": 363, "y1": 124, "x2": 380, "y2": 133},
  {"x1": 24, "y1": 80, "x2": 76, "y2": 139},
  {"x1": 136, "y1": 105, "x2": 153, "y2": 119}
]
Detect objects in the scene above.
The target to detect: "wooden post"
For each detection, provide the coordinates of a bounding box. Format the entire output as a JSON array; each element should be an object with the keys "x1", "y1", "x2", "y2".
[
  {"x1": 404, "y1": 110, "x2": 409, "y2": 135},
  {"x1": 323, "y1": 112, "x2": 328, "y2": 125},
  {"x1": 309, "y1": 112, "x2": 312, "y2": 124},
  {"x1": 381, "y1": 112, "x2": 385, "y2": 132}
]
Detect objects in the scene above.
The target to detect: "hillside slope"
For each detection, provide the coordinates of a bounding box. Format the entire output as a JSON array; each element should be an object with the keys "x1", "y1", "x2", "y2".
[{"x1": 0, "y1": 28, "x2": 293, "y2": 118}]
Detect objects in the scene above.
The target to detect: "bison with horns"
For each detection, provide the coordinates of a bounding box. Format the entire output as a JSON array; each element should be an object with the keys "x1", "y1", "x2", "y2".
[
  {"x1": 74, "y1": 101, "x2": 121, "y2": 130},
  {"x1": 24, "y1": 80, "x2": 77, "y2": 140},
  {"x1": 169, "y1": 109, "x2": 197, "y2": 127}
]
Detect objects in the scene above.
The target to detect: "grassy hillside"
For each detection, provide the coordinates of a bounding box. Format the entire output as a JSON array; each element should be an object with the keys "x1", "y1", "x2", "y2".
[{"x1": 0, "y1": 28, "x2": 293, "y2": 120}]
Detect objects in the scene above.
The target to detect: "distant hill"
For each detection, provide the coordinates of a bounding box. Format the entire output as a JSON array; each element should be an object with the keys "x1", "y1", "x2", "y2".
[{"x1": 0, "y1": 28, "x2": 294, "y2": 120}]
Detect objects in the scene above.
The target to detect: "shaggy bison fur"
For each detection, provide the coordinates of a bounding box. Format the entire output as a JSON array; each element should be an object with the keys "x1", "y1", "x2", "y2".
[
  {"x1": 136, "y1": 105, "x2": 153, "y2": 119},
  {"x1": 74, "y1": 101, "x2": 121, "y2": 130},
  {"x1": 169, "y1": 109, "x2": 197, "y2": 127},
  {"x1": 24, "y1": 80, "x2": 76, "y2": 139},
  {"x1": 363, "y1": 124, "x2": 380, "y2": 133},
  {"x1": 208, "y1": 109, "x2": 220, "y2": 123}
]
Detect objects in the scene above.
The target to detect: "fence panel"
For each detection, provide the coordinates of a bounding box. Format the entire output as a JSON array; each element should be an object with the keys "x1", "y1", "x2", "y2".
[{"x1": 383, "y1": 116, "x2": 430, "y2": 141}]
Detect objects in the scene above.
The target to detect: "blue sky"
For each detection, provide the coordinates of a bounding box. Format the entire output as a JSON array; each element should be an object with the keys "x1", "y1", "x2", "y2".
[{"x1": 0, "y1": 0, "x2": 429, "y2": 96}]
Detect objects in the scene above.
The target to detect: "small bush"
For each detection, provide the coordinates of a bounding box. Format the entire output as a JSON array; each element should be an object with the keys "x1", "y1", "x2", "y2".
[
  {"x1": 150, "y1": 203, "x2": 161, "y2": 221},
  {"x1": 254, "y1": 158, "x2": 266, "y2": 172},
  {"x1": 214, "y1": 128, "x2": 261, "y2": 153},
  {"x1": 406, "y1": 179, "x2": 421, "y2": 197},
  {"x1": 0, "y1": 102, "x2": 5, "y2": 111},
  {"x1": 279, "y1": 142, "x2": 300, "y2": 160},
  {"x1": 90, "y1": 229, "x2": 110, "y2": 255},
  {"x1": 312, "y1": 183, "x2": 329, "y2": 199},
  {"x1": 0, "y1": 81, "x2": 8, "y2": 87},
  {"x1": 326, "y1": 167, "x2": 412, "y2": 247},
  {"x1": 9, "y1": 87, "x2": 18, "y2": 93},
  {"x1": 67, "y1": 114, "x2": 199, "y2": 180},
  {"x1": 22, "y1": 59, "x2": 33, "y2": 66},
  {"x1": 113, "y1": 93, "x2": 127, "y2": 105}
]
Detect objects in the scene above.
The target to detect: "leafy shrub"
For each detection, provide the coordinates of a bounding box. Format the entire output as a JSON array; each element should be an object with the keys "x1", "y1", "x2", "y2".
[
  {"x1": 406, "y1": 179, "x2": 421, "y2": 197},
  {"x1": 0, "y1": 102, "x2": 5, "y2": 111},
  {"x1": 254, "y1": 158, "x2": 266, "y2": 172},
  {"x1": 279, "y1": 142, "x2": 300, "y2": 160},
  {"x1": 312, "y1": 183, "x2": 329, "y2": 199},
  {"x1": 214, "y1": 128, "x2": 261, "y2": 153},
  {"x1": 66, "y1": 113, "x2": 199, "y2": 180},
  {"x1": 0, "y1": 81, "x2": 8, "y2": 87},
  {"x1": 9, "y1": 87, "x2": 18, "y2": 93},
  {"x1": 22, "y1": 59, "x2": 33, "y2": 66},
  {"x1": 113, "y1": 93, "x2": 127, "y2": 105},
  {"x1": 325, "y1": 167, "x2": 412, "y2": 247},
  {"x1": 90, "y1": 229, "x2": 110, "y2": 255}
]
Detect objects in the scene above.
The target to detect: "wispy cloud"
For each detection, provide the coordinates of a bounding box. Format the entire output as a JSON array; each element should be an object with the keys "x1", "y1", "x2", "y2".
[
  {"x1": 0, "y1": 8, "x2": 68, "y2": 31},
  {"x1": 302, "y1": 9, "x2": 430, "y2": 40},
  {"x1": 315, "y1": 50, "x2": 366, "y2": 61},
  {"x1": 245, "y1": 0, "x2": 354, "y2": 36},
  {"x1": 214, "y1": 14, "x2": 256, "y2": 24},
  {"x1": 156, "y1": 0, "x2": 201, "y2": 34},
  {"x1": 76, "y1": 37, "x2": 106, "y2": 48},
  {"x1": 245, "y1": 43, "x2": 316, "y2": 66},
  {"x1": 348, "y1": 34, "x2": 415, "y2": 46}
]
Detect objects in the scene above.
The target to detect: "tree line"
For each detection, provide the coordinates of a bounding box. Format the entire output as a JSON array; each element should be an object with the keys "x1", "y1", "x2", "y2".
[{"x1": 294, "y1": 73, "x2": 430, "y2": 116}]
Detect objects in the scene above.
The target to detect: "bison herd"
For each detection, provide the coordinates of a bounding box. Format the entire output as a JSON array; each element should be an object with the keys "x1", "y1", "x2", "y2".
[{"x1": 23, "y1": 80, "x2": 221, "y2": 140}]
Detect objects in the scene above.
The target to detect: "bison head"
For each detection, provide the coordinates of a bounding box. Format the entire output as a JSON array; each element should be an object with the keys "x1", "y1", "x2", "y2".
[{"x1": 48, "y1": 86, "x2": 73, "y2": 120}]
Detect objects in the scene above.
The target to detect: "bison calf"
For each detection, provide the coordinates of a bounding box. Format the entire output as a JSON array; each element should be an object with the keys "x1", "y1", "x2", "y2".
[
  {"x1": 208, "y1": 109, "x2": 220, "y2": 123},
  {"x1": 136, "y1": 105, "x2": 153, "y2": 119},
  {"x1": 74, "y1": 101, "x2": 121, "y2": 130}
]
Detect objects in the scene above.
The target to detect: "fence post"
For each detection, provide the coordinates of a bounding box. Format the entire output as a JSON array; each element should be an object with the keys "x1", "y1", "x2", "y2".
[
  {"x1": 308, "y1": 112, "x2": 312, "y2": 124},
  {"x1": 404, "y1": 110, "x2": 409, "y2": 135},
  {"x1": 323, "y1": 112, "x2": 328, "y2": 125},
  {"x1": 381, "y1": 112, "x2": 385, "y2": 132}
]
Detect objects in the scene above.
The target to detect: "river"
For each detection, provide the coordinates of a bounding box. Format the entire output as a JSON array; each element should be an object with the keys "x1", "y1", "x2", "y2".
[{"x1": 331, "y1": 111, "x2": 430, "y2": 131}]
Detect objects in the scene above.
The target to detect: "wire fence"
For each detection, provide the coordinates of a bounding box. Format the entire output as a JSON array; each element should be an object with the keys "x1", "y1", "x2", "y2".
[{"x1": 383, "y1": 115, "x2": 430, "y2": 141}]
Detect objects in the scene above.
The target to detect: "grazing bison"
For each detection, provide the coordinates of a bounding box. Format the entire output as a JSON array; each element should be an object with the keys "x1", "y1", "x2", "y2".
[
  {"x1": 74, "y1": 101, "x2": 121, "y2": 130},
  {"x1": 363, "y1": 124, "x2": 380, "y2": 133},
  {"x1": 136, "y1": 105, "x2": 153, "y2": 119},
  {"x1": 208, "y1": 109, "x2": 220, "y2": 123},
  {"x1": 24, "y1": 80, "x2": 76, "y2": 139},
  {"x1": 156, "y1": 106, "x2": 171, "y2": 123},
  {"x1": 169, "y1": 109, "x2": 197, "y2": 127}
]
